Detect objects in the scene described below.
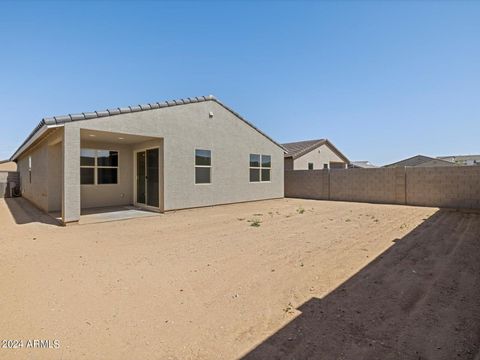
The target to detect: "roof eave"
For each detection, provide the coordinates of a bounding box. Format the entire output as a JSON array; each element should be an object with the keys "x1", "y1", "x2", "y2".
[{"x1": 10, "y1": 122, "x2": 63, "y2": 161}]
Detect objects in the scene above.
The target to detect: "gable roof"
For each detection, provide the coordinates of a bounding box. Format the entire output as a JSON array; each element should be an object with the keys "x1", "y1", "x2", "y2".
[
  {"x1": 281, "y1": 138, "x2": 349, "y2": 163},
  {"x1": 11, "y1": 95, "x2": 285, "y2": 161},
  {"x1": 384, "y1": 155, "x2": 456, "y2": 168},
  {"x1": 437, "y1": 155, "x2": 480, "y2": 162}
]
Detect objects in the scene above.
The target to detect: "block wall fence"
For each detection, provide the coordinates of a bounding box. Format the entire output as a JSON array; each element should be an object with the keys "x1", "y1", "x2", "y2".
[
  {"x1": 285, "y1": 167, "x2": 480, "y2": 209},
  {"x1": 0, "y1": 171, "x2": 20, "y2": 198}
]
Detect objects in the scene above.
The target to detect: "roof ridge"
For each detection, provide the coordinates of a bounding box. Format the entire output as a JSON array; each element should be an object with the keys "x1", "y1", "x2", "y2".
[
  {"x1": 42, "y1": 95, "x2": 216, "y2": 125},
  {"x1": 281, "y1": 138, "x2": 324, "y2": 145}
]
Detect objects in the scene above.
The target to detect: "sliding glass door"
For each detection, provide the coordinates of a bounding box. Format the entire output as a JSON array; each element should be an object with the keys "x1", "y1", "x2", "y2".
[{"x1": 136, "y1": 148, "x2": 159, "y2": 208}]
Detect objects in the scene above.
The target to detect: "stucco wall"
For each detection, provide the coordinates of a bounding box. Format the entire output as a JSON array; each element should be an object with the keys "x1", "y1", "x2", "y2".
[
  {"x1": 0, "y1": 162, "x2": 17, "y2": 172},
  {"x1": 63, "y1": 100, "x2": 283, "y2": 213},
  {"x1": 47, "y1": 142, "x2": 62, "y2": 212},
  {"x1": 292, "y1": 144, "x2": 346, "y2": 170},
  {"x1": 17, "y1": 143, "x2": 49, "y2": 211},
  {"x1": 285, "y1": 167, "x2": 480, "y2": 209}
]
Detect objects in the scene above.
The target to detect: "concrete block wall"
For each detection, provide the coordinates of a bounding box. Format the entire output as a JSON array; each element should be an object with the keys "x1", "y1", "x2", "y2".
[
  {"x1": 0, "y1": 171, "x2": 20, "y2": 198},
  {"x1": 329, "y1": 168, "x2": 405, "y2": 204},
  {"x1": 285, "y1": 167, "x2": 480, "y2": 209},
  {"x1": 406, "y1": 166, "x2": 480, "y2": 209},
  {"x1": 284, "y1": 170, "x2": 329, "y2": 200}
]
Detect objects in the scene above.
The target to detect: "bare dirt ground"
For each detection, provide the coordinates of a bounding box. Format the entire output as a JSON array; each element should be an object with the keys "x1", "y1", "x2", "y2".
[{"x1": 0, "y1": 198, "x2": 479, "y2": 360}]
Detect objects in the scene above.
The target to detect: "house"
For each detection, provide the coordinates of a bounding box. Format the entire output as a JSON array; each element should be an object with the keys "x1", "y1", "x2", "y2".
[
  {"x1": 282, "y1": 139, "x2": 349, "y2": 170},
  {"x1": 384, "y1": 155, "x2": 456, "y2": 168},
  {"x1": 437, "y1": 155, "x2": 480, "y2": 166},
  {"x1": 348, "y1": 161, "x2": 377, "y2": 169},
  {"x1": 10, "y1": 95, "x2": 285, "y2": 224},
  {"x1": 0, "y1": 160, "x2": 17, "y2": 172}
]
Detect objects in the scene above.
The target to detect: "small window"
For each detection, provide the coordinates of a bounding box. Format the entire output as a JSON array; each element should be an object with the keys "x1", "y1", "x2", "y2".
[
  {"x1": 97, "y1": 150, "x2": 118, "y2": 167},
  {"x1": 323, "y1": 164, "x2": 329, "y2": 169},
  {"x1": 98, "y1": 168, "x2": 118, "y2": 184},
  {"x1": 250, "y1": 154, "x2": 271, "y2": 182},
  {"x1": 80, "y1": 149, "x2": 119, "y2": 185},
  {"x1": 308, "y1": 162, "x2": 314, "y2": 170},
  {"x1": 80, "y1": 168, "x2": 95, "y2": 185},
  {"x1": 195, "y1": 149, "x2": 211, "y2": 184},
  {"x1": 28, "y1": 156, "x2": 32, "y2": 183}
]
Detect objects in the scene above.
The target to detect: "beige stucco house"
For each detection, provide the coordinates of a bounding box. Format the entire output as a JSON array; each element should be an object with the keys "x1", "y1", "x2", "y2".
[
  {"x1": 282, "y1": 139, "x2": 349, "y2": 170},
  {"x1": 11, "y1": 95, "x2": 285, "y2": 224}
]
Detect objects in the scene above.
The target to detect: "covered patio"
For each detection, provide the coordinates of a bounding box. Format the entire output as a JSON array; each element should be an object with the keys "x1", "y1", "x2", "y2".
[{"x1": 60, "y1": 128, "x2": 164, "y2": 224}]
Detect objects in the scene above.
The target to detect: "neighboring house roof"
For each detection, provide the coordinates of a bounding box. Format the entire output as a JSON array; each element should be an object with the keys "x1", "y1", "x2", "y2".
[
  {"x1": 281, "y1": 139, "x2": 349, "y2": 163},
  {"x1": 438, "y1": 155, "x2": 480, "y2": 162},
  {"x1": 11, "y1": 95, "x2": 285, "y2": 161},
  {"x1": 350, "y1": 161, "x2": 377, "y2": 168},
  {"x1": 384, "y1": 155, "x2": 456, "y2": 168}
]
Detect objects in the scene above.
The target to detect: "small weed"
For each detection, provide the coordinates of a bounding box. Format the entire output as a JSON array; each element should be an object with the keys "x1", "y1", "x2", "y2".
[
  {"x1": 283, "y1": 302, "x2": 295, "y2": 314},
  {"x1": 400, "y1": 223, "x2": 407, "y2": 229},
  {"x1": 248, "y1": 218, "x2": 262, "y2": 227},
  {"x1": 253, "y1": 213, "x2": 263, "y2": 216},
  {"x1": 345, "y1": 218, "x2": 351, "y2": 222},
  {"x1": 237, "y1": 217, "x2": 245, "y2": 221},
  {"x1": 296, "y1": 207, "x2": 305, "y2": 214}
]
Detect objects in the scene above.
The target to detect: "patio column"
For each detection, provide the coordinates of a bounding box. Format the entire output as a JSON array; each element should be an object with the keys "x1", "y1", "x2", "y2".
[{"x1": 62, "y1": 126, "x2": 81, "y2": 224}]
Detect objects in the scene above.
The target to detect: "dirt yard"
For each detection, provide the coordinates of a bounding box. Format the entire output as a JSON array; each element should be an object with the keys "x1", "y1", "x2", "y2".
[{"x1": 0, "y1": 198, "x2": 479, "y2": 360}]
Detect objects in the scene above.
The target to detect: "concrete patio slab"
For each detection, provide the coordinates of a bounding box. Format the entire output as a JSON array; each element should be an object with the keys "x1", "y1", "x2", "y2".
[{"x1": 51, "y1": 206, "x2": 160, "y2": 225}]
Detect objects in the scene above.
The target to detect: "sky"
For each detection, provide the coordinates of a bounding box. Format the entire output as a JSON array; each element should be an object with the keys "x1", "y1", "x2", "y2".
[{"x1": 0, "y1": 0, "x2": 479, "y2": 165}]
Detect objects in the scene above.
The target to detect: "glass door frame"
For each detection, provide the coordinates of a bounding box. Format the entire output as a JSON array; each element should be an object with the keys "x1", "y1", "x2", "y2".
[{"x1": 133, "y1": 146, "x2": 161, "y2": 211}]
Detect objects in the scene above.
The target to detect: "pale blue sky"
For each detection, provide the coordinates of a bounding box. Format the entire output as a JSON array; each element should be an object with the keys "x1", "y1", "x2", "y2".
[{"x1": 1, "y1": 1, "x2": 479, "y2": 165}]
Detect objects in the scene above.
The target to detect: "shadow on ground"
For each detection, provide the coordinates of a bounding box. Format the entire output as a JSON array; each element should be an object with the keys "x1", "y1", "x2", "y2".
[
  {"x1": 4, "y1": 197, "x2": 61, "y2": 226},
  {"x1": 241, "y1": 209, "x2": 480, "y2": 360}
]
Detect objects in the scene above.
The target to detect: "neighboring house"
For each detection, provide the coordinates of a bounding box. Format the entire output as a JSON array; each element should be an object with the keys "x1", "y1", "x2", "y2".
[
  {"x1": 348, "y1": 161, "x2": 377, "y2": 169},
  {"x1": 282, "y1": 139, "x2": 349, "y2": 170},
  {"x1": 0, "y1": 160, "x2": 17, "y2": 172},
  {"x1": 10, "y1": 95, "x2": 285, "y2": 224},
  {"x1": 384, "y1": 155, "x2": 456, "y2": 168},
  {"x1": 437, "y1": 155, "x2": 480, "y2": 166}
]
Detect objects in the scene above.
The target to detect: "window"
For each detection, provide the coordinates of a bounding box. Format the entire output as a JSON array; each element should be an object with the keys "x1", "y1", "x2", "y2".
[
  {"x1": 195, "y1": 149, "x2": 211, "y2": 184},
  {"x1": 28, "y1": 156, "x2": 32, "y2": 183},
  {"x1": 250, "y1": 154, "x2": 271, "y2": 182},
  {"x1": 323, "y1": 163, "x2": 329, "y2": 169},
  {"x1": 308, "y1": 162, "x2": 314, "y2": 170},
  {"x1": 80, "y1": 149, "x2": 119, "y2": 185}
]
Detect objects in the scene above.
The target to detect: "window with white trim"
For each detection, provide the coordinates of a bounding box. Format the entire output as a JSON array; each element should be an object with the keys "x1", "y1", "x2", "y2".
[
  {"x1": 250, "y1": 154, "x2": 271, "y2": 182},
  {"x1": 195, "y1": 149, "x2": 211, "y2": 184},
  {"x1": 80, "y1": 149, "x2": 118, "y2": 185},
  {"x1": 28, "y1": 156, "x2": 32, "y2": 183}
]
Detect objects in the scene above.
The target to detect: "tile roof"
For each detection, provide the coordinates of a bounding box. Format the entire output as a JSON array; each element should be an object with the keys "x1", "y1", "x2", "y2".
[
  {"x1": 437, "y1": 155, "x2": 480, "y2": 161},
  {"x1": 11, "y1": 95, "x2": 284, "y2": 160},
  {"x1": 384, "y1": 155, "x2": 456, "y2": 167},
  {"x1": 281, "y1": 138, "x2": 350, "y2": 164},
  {"x1": 282, "y1": 139, "x2": 326, "y2": 158}
]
